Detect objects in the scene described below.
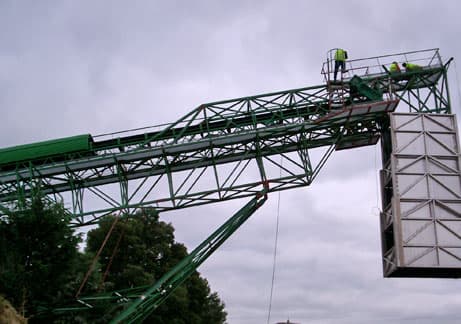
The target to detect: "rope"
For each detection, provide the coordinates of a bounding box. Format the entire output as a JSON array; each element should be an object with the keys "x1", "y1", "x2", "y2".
[
  {"x1": 266, "y1": 158, "x2": 283, "y2": 324},
  {"x1": 76, "y1": 214, "x2": 120, "y2": 298},
  {"x1": 98, "y1": 220, "x2": 126, "y2": 291}
]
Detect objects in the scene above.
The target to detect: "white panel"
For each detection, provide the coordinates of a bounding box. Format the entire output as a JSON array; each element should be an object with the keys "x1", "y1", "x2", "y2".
[
  {"x1": 430, "y1": 132, "x2": 456, "y2": 147},
  {"x1": 395, "y1": 157, "x2": 425, "y2": 173},
  {"x1": 426, "y1": 134, "x2": 457, "y2": 155},
  {"x1": 438, "y1": 249, "x2": 461, "y2": 266},
  {"x1": 395, "y1": 115, "x2": 422, "y2": 131},
  {"x1": 436, "y1": 222, "x2": 461, "y2": 245},
  {"x1": 443, "y1": 248, "x2": 461, "y2": 260},
  {"x1": 435, "y1": 202, "x2": 461, "y2": 219},
  {"x1": 395, "y1": 133, "x2": 425, "y2": 154},
  {"x1": 400, "y1": 201, "x2": 422, "y2": 214},
  {"x1": 398, "y1": 174, "x2": 428, "y2": 199},
  {"x1": 402, "y1": 220, "x2": 435, "y2": 244},
  {"x1": 384, "y1": 113, "x2": 461, "y2": 274},
  {"x1": 429, "y1": 175, "x2": 461, "y2": 198},
  {"x1": 425, "y1": 115, "x2": 454, "y2": 131},
  {"x1": 404, "y1": 247, "x2": 437, "y2": 266},
  {"x1": 395, "y1": 157, "x2": 459, "y2": 174},
  {"x1": 428, "y1": 157, "x2": 458, "y2": 173},
  {"x1": 401, "y1": 201, "x2": 432, "y2": 218},
  {"x1": 394, "y1": 114, "x2": 417, "y2": 127}
]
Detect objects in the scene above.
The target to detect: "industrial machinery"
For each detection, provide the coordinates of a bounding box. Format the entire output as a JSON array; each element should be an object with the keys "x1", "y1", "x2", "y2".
[{"x1": 0, "y1": 48, "x2": 458, "y2": 322}]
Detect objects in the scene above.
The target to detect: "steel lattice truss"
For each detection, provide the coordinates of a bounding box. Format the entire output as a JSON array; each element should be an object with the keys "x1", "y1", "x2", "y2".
[
  {"x1": 0, "y1": 49, "x2": 452, "y2": 227},
  {"x1": 0, "y1": 48, "x2": 455, "y2": 322},
  {"x1": 0, "y1": 86, "x2": 395, "y2": 226}
]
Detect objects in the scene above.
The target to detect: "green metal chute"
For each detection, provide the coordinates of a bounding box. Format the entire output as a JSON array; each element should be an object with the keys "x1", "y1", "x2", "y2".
[
  {"x1": 349, "y1": 75, "x2": 383, "y2": 102},
  {"x1": 0, "y1": 134, "x2": 93, "y2": 169}
]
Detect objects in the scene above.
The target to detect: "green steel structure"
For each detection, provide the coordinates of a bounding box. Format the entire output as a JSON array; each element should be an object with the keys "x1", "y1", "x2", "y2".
[
  {"x1": 54, "y1": 190, "x2": 267, "y2": 322},
  {"x1": 0, "y1": 134, "x2": 93, "y2": 169},
  {"x1": 2, "y1": 49, "x2": 448, "y2": 226},
  {"x1": 0, "y1": 48, "x2": 454, "y2": 321}
]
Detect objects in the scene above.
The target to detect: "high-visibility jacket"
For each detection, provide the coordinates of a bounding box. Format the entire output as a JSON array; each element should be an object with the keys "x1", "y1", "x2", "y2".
[
  {"x1": 335, "y1": 49, "x2": 347, "y2": 62},
  {"x1": 405, "y1": 63, "x2": 422, "y2": 71},
  {"x1": 389, "y1": 62, "x2": 400, "y2": 73}
]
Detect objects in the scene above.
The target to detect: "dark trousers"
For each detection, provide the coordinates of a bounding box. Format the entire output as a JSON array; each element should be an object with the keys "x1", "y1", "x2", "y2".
[{"x1": 334, "y1": 60, "x2": 346, "y2": 81}]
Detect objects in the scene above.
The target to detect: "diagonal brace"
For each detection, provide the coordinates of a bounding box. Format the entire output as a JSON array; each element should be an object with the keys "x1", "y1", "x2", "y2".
[{"x1": 111, "y1": 189, "x2": 268, "y2": 323}]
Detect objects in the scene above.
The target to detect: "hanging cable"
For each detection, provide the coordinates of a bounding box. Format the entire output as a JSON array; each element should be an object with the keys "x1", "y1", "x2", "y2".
[
  {"x1": 267, "y1": 157, "x2": 283, "y2": 324},
  {"x1": 76, "y1": 213, "x2": 120, "y2": 298},
  {"x1": 98, "y1": 218, "x2": 127, "y2": 291}
]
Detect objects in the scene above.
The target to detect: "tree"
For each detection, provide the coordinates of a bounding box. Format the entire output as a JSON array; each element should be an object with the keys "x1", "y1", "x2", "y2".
[
  {"x1": 0, "y1": 197, "x2": 81, "y2": 321},
  {"x1": 85, "y1": 209, "x2": 227, "y2": 323}
]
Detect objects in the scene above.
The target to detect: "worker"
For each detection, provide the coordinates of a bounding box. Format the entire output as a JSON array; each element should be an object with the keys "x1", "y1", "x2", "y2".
[
  {"x1": 389, "y1": 61, "x2": 401, "y2": 73},
  {"x1": 402, "y1": 62, "x2": 422, "y2": 72},
  {"x1": 333, "y1": 48, "x2": 348, "y2": 81}
]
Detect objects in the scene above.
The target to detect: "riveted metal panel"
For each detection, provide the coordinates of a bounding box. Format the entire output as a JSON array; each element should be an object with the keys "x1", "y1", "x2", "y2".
[{"x1": 380, "y1": 113, "x2": 461, "y2": 278}]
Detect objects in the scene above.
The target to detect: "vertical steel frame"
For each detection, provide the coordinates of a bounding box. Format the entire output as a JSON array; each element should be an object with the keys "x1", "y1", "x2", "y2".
[{"x1": 380, "y1": 113, "x2": 461, "y2": 277}]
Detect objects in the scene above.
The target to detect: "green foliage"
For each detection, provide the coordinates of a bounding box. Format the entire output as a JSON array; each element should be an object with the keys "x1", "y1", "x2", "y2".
[
  {"x1": 0, "y1": 197, "x2": 81, "y2": 321},
  {"x1": 0, "y1": 202, "x2": 227, "y2": 323},
  {"x1": 86, "y1": 209, "x2": 227, "y2": 323}
]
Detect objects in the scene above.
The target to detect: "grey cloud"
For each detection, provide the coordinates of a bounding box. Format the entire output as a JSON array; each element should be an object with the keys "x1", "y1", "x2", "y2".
[{"x1": 2, "y1": 1, "x2": 461, "y2": 323}]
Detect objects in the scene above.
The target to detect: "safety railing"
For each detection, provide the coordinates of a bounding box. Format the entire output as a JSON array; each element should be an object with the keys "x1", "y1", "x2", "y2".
[{"x1": 321, "y1": 48, "x2": 443, "y2": 83}]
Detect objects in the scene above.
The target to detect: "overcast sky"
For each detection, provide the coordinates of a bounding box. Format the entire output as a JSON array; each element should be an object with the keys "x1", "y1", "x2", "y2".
[{"x1": 2, "y1": 1, "x2": 461, "y2": 323}]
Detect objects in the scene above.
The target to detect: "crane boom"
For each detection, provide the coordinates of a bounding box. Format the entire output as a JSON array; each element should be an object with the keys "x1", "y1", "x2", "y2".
[
  {"x1": 0, "y1": 82, "x2": 399, "y2": 226},
  {"x1": 0, "y1": 48, "x2": 454, "y2": 321}
]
